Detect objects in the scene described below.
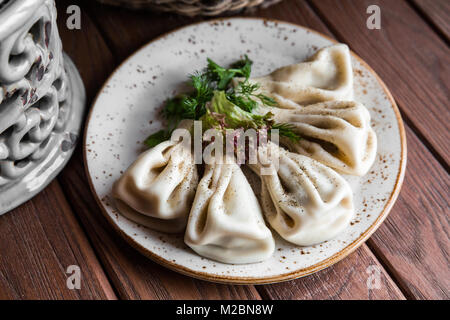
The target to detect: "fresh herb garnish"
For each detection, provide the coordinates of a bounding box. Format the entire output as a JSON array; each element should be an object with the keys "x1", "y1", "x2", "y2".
[
  {"x1": 145, "y1": 56, "x2": 298, "y2": 147},
  {"x1": 207, "y1": 55, "x2": 252, "y2": 90},
  {"x1": 227, "y1": 81, "x2": 277, "y2": 112},
  {"x1": 202, "y1": 91, "x2": 300, "y2": 142},
  {"x1": 144, "y1": 72, "x2": 214, "y2": 147},
  {"x1": 163, "y1": 72, "x2": 214, "y2": 121},
  {"x1": 271, "y1": 123, "x2": 301, "y2": 142}
]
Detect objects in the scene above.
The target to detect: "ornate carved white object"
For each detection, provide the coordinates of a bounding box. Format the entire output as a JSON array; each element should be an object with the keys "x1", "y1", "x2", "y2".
[{"x1": 0, "y1": 0, "x2": 86, "y2": 214}]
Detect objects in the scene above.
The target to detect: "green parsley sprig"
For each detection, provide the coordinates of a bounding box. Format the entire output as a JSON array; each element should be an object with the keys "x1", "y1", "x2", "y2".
[
  {"x1": 207, "y1": 55, "x2": 252, "y2": 90},
  {"x1": 145, "y1": 56, "x2": 299, "y2": 147}
]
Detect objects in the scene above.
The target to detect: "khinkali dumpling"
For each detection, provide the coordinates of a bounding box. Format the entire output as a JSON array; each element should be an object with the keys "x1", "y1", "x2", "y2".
[
  {"x1": 112, "y1": 121, "x2": 198, "y2": 233},
  {"x1": 249, "y1": 142, "x2": 354, "y2": 246},
  {"x1": 270, "y1": 100, "x2": 377, "y2": 176},
  {"x1": 185, "y1": 157, "x2": 275, "y2": 264},
  {"x1": 249, "y1": 44, "x2": 353, "y2": 106}
]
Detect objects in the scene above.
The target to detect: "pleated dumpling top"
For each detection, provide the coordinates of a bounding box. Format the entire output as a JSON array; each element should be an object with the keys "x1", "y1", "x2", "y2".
[
  {"x1": 249, "y1": 44, "x2": 353, "y2": 106},
  {"x1": 185, "y1": 156, "x2": 275, "y2": 264},
  {"x1": 112, "y1": 120, "x2": 198, "y2": 233},
  {"x1": 249, "y1": 142, "x2": 354, "y2": 246},
  {"x1": 270, "y1": 100, "x2": 377, "y2": 176}
]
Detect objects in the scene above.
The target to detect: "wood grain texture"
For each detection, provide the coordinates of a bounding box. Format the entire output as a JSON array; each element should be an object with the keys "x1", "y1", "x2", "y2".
[
  {"x1": 56, "y1": 0, "x2": 261, "y2": 300},
  {"x1": 0, "y1": 182, "x2": 116, "y2": 299},
  {"x1": 83, "y1": 1, "x2": 203, "y2": 62},
  {"x1": 306, "y1": 0, "x2": 450, "y2": 298},
  {"x1": 310, "y1": 0, "x2": 450, "y2": 166},
  {"x1": 82, "y1": 0, "x2": 405, "y2": 299},
  {"x1": 259, "y1": 246, "x2": 405, "y2": 300},
  {"x1": 411, "y1": 0, "x2": 450, "y2": 42},
  {"x1": 366, "y1": 125, "x2": 450, "y2": 299},
  {"x1": 247, "y1": 0, "x2": 405, "y2": 300},
  {"x1": 60, "y1": 157, "x2": 261, "y2": 299},
  {"x1": 0, "y1": 1, "x2": 117, "y2": 300}
]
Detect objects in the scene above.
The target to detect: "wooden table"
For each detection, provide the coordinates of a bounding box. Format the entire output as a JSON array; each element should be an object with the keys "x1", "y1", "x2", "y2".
[{"x1": 0, "y1": 0, "x2": 448, "y2": 300}]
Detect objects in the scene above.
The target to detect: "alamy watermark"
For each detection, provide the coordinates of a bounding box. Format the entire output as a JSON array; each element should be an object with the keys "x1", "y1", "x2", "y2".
[
  {"x1": 66, "y1": 5, "x2": 81, "y2": 30},
  {"x1": 66, "y1": 265, "x2": 81, "y2": 290},
  {"x1": 366, "y1": 265, "x2": 381, "y2": 290},
  {"x1": 65, "y1": 4, "x2": 382, "y2": 34},
  {"x1": 367, "y1": 5, "x2": 381, "y2": 30}
]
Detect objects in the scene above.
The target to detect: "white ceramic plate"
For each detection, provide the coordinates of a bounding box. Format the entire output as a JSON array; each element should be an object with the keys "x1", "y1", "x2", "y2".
[{"x1": 84, "y1": 18, "x2": 406, "y2": 284}]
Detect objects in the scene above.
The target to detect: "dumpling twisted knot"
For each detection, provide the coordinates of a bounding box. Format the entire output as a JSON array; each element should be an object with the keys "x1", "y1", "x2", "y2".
[
  {"x1": 185, "y1": 155, "x2": 275, "y2": 264},
  {"x1": 249, "y1": 142, "x2": 354, "y2": 246},
  {"x1": 113, "y1": 120, "x2": 198, "y2": 233}
]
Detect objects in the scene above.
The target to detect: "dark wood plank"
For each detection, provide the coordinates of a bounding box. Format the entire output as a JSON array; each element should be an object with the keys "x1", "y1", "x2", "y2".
[
  {"x1": 411, "y1": 0, "x2": 450, "y2": 42},
  {"x1": 60, "y1": 158, "x2": 261, "y2": 299},
  {"x1": 56, "y1": 0, "x2": 260, "y2": 299},
  {"x1": 306, "y1": 0, "x2": 450, "y2": 299},
  {"x1": 83, "y1": 1, "x2": 203, "y2": 62},
  {"x1": 0, "y1": 182, "x2": 116, "y2": 299},
  {"x1": 366, "y1": 125, "x2": 450, "y2": 299},
  {"x1": 259, "y1": 246, "x2": 405, "y2": 300},
  {"x1": 310, "y1": 0, "x2": 450, "y2": 166},
  {"x1": 0, "y1": 2, "x2": 118, "y2": 298},
  {"x1": 84, "y1": 0, "x2": 405, "y2": 299},
  {"x1": 249, "y1": 0, "x2": 405, "y2": 300}
]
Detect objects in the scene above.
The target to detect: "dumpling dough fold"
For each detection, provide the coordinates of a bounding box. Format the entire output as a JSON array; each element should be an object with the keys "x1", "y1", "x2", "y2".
[
  {"x1": 112, "y1": 121, "x2": 198, "y2": 233},
  {"x1": 185, "y1": 157, "x2": 275, "y2": 264},
  {"x1": 270, "y1": 100, "x2": 377, "y2": 176},
  {"x1": 248, "y1": 44, "x2": 353, "y2": 106},
  {"x1": 249, "y1": 142, "x2": 354, "y2": 246}
]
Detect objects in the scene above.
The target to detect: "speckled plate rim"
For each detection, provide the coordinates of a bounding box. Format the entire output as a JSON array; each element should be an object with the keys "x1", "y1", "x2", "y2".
[{"x1": 83, "y1": 17, "x2": 407, "y2": 285}]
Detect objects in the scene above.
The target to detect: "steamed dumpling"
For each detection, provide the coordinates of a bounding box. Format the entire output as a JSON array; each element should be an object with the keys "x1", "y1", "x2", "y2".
[
  {"x1": 271, "y1": 100, "x2": 377, "y2": 176},
  {"x1": 249, "y1": 142, "x2": 354, "y2": 246},
  {"x1": 112, "y1": 122, "x2": 198, "y2": 233},
  {"x1": 185, "y1": 157, "x2": 275, "y2": 264},
  {"x1": 249, "y1": 44, "x2": 353, "y2": 106}
]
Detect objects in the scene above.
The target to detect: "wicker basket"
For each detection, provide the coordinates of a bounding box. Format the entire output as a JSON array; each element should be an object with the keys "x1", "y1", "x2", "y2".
[{"x1": 96, "y1": 0, "x2": 283, "y2": 16}]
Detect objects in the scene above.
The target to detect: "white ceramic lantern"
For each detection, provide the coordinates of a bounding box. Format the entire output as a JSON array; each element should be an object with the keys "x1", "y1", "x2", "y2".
[{"x1": 0, "y1": 0, "x2": 86, "y2": 214}]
